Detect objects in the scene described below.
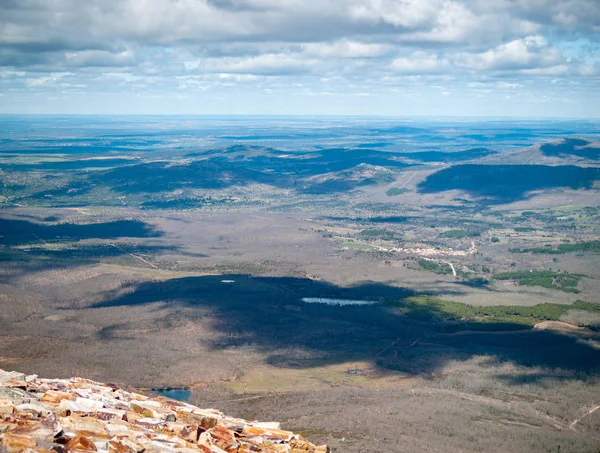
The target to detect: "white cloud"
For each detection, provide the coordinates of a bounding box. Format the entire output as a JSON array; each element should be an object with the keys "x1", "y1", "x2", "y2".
[
  {"x1": 0, "y1": 0, "x2": 598, "y2": 114},
  {"x1": 348, "y1": 0, "x2": 440, "y2": 28},
  {"x1": 455, "y1": 36, "x2": 563, "y2": 70},
  {"x1": 202, "y1": 53, "x2": 317, "y2": 75},
  {"x1": 24, "y1": 72, "x2": 73, "y2": 87},
  {"x1": 218, "y1": 73, "x2": 262, "y2": 82},
  {"x1": 64, "y1": 50, "x2": 136, "y2": 67},
  {"x1": 301, "y1": 40, "x2": 391, "y2": 59},
  {"x1": 496, "y1": 81, "x2": 523, "y2": 89},
  {"x1": 389, "y1": 52, "x2": 449, "y2": 74}
]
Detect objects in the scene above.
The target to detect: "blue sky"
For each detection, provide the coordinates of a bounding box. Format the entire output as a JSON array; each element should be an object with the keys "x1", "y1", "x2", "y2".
[{"x1": 1, "y1": 0, "x2": 599, "y2": 117}]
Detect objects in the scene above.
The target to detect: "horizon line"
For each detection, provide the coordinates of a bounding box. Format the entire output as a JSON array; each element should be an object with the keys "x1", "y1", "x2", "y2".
[{"x1": 0, "y1": 113, "x2": 599, "y2": 121}]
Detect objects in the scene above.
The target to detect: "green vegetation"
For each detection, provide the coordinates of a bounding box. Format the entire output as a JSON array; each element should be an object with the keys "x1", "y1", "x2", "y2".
[
  {"x1": 491, "y1": 236, "x2": 500, "y2": 243},
  {"x1": 361, "y1": 172, "x2": 396, "y2": 186},
  {"x1": 509, "y1": 240, "x2": 600, "y2": 255},
  {"x1": 550, "y1": 241, "x2": 600, "y2": 253},
  {"x1": 390, "y1": 296, "x2": 600, "y2": 328},
  {"x1": 386, "y1": 187, "x2": 410, "y2": 196},
  {"x1": 439, "y1": 229, "x2": 481, "y2": 239},
  {"x1": 418, "y1": 259, "x2": 453, "y2": 275},
  {"x1": 553, "y1": 204, "x2": 587, "y2": 212},
  {"x1": 359, "y1": 229, "x2": 398, "y2": 240},
  {"x1": 494, "y1": 270, "x2": 584, "y2": 293}
]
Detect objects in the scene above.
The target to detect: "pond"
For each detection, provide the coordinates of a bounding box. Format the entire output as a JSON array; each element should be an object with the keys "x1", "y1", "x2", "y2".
[{"x1": 153, "y1": 388, "x2": 192, "y2": 402}]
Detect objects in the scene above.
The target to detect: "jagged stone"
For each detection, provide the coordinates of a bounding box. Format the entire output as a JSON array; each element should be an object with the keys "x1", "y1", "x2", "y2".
[
  {"x1": 0, "y1": 371, "x2": 26, "y2": 385},
  {"x1": 0, "y1": 388, "x2": 38, "y2": 406},
  {"x1": 96, "y1": 409, "x2": 126, "y2": 422},
  {"x1": 0, "y1": 368, "x2": 329, "y2": 453},
  {"x1": 57, "y1": 400, "x2": 94, "y2": 417},
  {"x1": 40, "y1": 391, "x2": 75, "y2": 404},
  {"x1": 1, "y1": 431, "x2": 38, "y2": 452},
  {"x1": 166, "y1": 422, "x2": 201, "y2": 443},
  {"x1": 65, "y1": 433, "x2": 98, "y2": 451}
]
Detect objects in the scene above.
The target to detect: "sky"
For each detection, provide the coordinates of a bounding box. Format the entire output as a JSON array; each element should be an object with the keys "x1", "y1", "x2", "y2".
[{"x1": 1, "y1": 0, "x2": 599, "y2": 117}]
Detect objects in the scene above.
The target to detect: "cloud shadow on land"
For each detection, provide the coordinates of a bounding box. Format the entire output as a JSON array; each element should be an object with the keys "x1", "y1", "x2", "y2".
[
  {"x1": 540, "y1": 138, "x2": 599, "y2": 160},
  {"x1": 0, "y1": 217, "x2": 163, "y2": 246},
  {"x1": 322, "y1": 215, "x2": 410, "y2": 224},
  {"x1": 85, "y1": 147, "x2": 413, "y2": 195},
  {"x1": 417, "y1": 164, "x2": 600, "y2": 204},
  {"x1": 0, "y1": 216, "x2": 188, "y2": 274},
  {"x1": 89, "y1": 274, "x2": 600, "y2": 378}
]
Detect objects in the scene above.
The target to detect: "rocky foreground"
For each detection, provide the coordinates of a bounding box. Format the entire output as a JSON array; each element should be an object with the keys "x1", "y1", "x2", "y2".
[{"x1": 0, "y1": 369, "x2": 328, "y2": 453}]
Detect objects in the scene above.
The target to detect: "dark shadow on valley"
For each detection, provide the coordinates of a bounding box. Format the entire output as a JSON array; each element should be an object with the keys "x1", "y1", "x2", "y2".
[
  {"x1": 0, "y1": 217, "x2": 186, "y2": 274},
  {"x1": 540, "y1": 138, "x2": 599, "y2": 160},
  {"x1": 88, "y1": 160, "x2": 293, "y2": 193},
  {"x1": 450, "y1": 280, "x2": 497, "y2": 291},
  {"x1": 418, "y1": 164, "x2": 600, "y2": 204},
  {"x1": 0, "y1": 217, "x2": 162, "y2": 246},
  {"x1": 88, "y1": 275, "x2": 600, "y2": 379},
  {"x1": 322, "y1": 216, "x2": 410, "y2": 224},
  {"x1": 8, "y1": 243, "x2": 198, "y2": 261},
  {"x1": 14, "y1": 181, "x2": 95, "y2": 202},
  {"x1": 86, "y1": 148, "x2": 413, "y2": 195},
  {"x1": 398, "y1": 147, "x2": 495, "y2": 162}
]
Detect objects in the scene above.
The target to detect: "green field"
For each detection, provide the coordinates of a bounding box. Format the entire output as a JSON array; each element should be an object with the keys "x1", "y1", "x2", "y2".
[
  {"x1": 386, "y1": 187, "x2": 410, "y2": 196},
  {"x1": 418, "y1": 259, "x2": 453, "y2": 275},
  {"x1": 494, "y1": 270, "x2": 584, "y2": 293},
  {"x1": 510, "y1": 240, "x2": 600, "y2": 255},
  {"x1": 359, "y1": 229, "x2": 398, "y2": 240},
  {"x1": 389, "y1": 296, "x2": 600, "y2": 328},
  {"x1": 438, "y1": 229, "x2": 481, "y2": 239}
]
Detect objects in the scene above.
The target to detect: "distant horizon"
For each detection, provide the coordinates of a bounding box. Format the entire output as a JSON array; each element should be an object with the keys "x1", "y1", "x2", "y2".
[{"x1": 1, "y1": 113, "x2": 599, "y2": 121}]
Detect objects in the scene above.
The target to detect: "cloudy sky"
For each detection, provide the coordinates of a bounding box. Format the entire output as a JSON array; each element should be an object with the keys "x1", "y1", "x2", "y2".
[{"x1": 1, "y1": 0, "x2": 599, "y2": 116}]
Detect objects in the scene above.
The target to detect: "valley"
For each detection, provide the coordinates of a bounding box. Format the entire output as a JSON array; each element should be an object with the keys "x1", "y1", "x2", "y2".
[{"x1": 1, "y1": 117, "x2": 600, "y2": 452}]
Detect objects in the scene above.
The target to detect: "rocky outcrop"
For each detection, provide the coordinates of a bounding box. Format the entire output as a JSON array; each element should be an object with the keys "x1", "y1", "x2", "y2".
[{"x1": 0, "y1": 369, "x2": 328, "y2": 453}]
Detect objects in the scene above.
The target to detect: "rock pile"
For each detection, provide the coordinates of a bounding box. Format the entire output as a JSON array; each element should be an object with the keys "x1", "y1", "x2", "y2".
[{"x1": 0, "y1": 369, "x2": 328, "y2": 453}]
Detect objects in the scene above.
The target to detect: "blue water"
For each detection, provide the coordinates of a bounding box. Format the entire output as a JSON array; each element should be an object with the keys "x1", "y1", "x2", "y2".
[{"x1": 153, "y1": 388, "x2": 191, "y2": 402}]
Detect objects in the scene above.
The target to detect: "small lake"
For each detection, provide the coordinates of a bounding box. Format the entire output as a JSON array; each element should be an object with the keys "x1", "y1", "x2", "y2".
[
  {"x1": 153, "y1": 388, "x2": 191, "y2": 402},
  {"x1": 301, "y1": 297, "x2": 378, "y2": 306}
]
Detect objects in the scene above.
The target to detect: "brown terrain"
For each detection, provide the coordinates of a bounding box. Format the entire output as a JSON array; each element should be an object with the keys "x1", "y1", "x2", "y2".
[
  {"x1": 1, "y1": 202, "x2": 599, "y2": 452},
  {"x1": 1, "y1": 137, "x2": 600, "y2": 452}
]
